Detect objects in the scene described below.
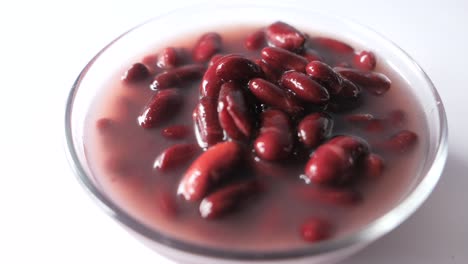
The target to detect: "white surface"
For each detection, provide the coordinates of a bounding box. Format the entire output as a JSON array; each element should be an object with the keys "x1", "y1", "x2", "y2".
[{"x1": 0, "y1": 0, "x2": 466, "y2": 263}]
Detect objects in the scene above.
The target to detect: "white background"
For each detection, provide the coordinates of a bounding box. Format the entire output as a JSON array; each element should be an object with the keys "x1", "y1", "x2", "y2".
[{"x1": 0, "y1": 0, "x2": 467, "y2": 263}]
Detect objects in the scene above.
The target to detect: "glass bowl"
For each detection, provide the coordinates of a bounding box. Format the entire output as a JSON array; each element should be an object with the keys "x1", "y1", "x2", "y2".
[{"x1": 64, "y1": 3, "x2": 448, "y2": 264}]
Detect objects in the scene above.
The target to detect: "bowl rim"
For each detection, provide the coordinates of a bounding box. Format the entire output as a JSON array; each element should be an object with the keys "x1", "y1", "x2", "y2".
[{"x1": 64, "y1": 3, "x2": 448, "y2": 260}]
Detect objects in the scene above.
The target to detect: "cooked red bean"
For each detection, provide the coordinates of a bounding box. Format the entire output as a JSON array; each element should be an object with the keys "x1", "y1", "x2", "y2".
[
  {"x1": 192, "y1": 32, "x2": 222, "y2": 62},
  {"x1": 122, "y1": 63, "x2": 150, "y2": 83},
  {"x1": 254, "y1": 109, "x2": 293, "y2": 161},
  {"x1": 200, "y1": 64, "x2": 224, "y2": 98},
  {"x1": 199, "y1": 180, "x2": 261, "y2": 219},
  {"x1": 310, "y1": 37, "x2": 354, "y2": 54},
  {"x1": 365, "y1": 119, "x2": 385, "y2": 133},
  {"x1": 305, "y1": 135, "x2": 369, "y2": 185},
  {"x1": 248, "y1": 78, "x2": 303, "y2": 115},
  {"x1": 353, "y1": 51, "x2": 376, "y2": 71},
  {"x1": 363, "y1": 153, "x2": 384, "y2": 178},
  {"x1": 208, "y1": 54, "x2": 224, "y2": 67},
  {"x1": 297, "y1": 113, "x2": 333, "y2": 148},
  {"x1": 138, "y1": 89, "x2": 182, "y2": 128},
  {"x1": 245, "y1": 29, "x2": 266, "y2": 50},
  {"x1": 255, "y1": 59, "x2": 282, "y2": 83},
  {"x1": 303, "y1": 49, "x2": 324, "y2": 62},
  {"x1": 150, "y1": 64, "x2": 206, "y2": 90},
  {"x1": 153, "y1": 143, "x2": 199, "y2": 171},
  {"x1": 280, "y1": 71, "x2": 330, "y2": 104},
  {"x1": 295, "y1": 185, "x2": 362, "y2": 206},
  {"x1": 218, "y1": 82, "x2": 253, "y2": 138},
  {"x1": 261, "y1": 47, "x2": 308, "y2": 73},
  {"x1": 300, "y1": 217, "x2": 332, "y2": 243},
  {"x1": 193, "y1": 97, "x2": 224, "y2": 148},
  {"x1": 161, "y1": 125, "x2": 190, "y2": 140},
  {"x1": 156, "y1": 47, "x2": 184, "y2": 69},
  {"x1": 344, "y1": 113, "x2": 374, "y2": 123},
  {"x1": 334, "y1": 67, "x2": 391, "y2": 96},
  {"x1": 265, "y1": 21, "x2": 306, "y2": 51},
  {"x1": 305, "y1": 61, "x2": 344, "y2": 94},
  {"x1": 378, "y1": 130, "x2": 418, "y2": 154},
  {"x1": 215, "y1": 55, "x2": 262, "y2": 82},
  {"x1": 328, "y1": 78, "x2": 362, "y2": 112},
  {"x1": 178, "y1": 141, "x2": 242, "y2": 201}
]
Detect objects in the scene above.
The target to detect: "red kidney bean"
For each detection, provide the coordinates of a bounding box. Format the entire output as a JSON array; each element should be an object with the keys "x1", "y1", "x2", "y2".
[
  {"x1": 122, "y1": 63, "x2": 150, "y2": 83},
  {"x1": 261, "y1": 47, "x2": 308, "y2": 73},
  {"x1": 297, "y1": 113, "x2": 333, "y2": 149},
  {"x1": 208, "y1": 54, "x2": 224, "y2": 67},
  {"x1": 161, "y1": 125, "x2": 190, "y2": 140},
  {"x1": 178, "y1": 141, "x2": 242, "y2": 201},
  {"x1": 353, "y1": 51, "x2": 376, "y2": 71},
  {"x1": 218, "y1": 82, "x2": 253, "y2": 138},
  {"x1": 328, "y1": 78, "x2": 362, "y2": 112},
  {"x1": 218, "y1": 104, "x2": 244, "y2": 140},
  {"x1": 248, "y1": 78, "x2": 303, "y2": 115},
  {"x1": 305, "y1": 135, "x2": 369, "y2": 185},
  {"x1": 248, "y1": 154, "x2": 292, "y2": 178},
  {"x1": 255, "y1": 59, "x2": 282, "y2": 83},
  {"x1": 245, "y1": 29, "x2": 266, "y2": 50},
  {"x1": 295, "y1": 185, "x2": 362, "y2": 206},
  {"x1": 138, "y1": 89, "x2": 182, "y2": 128},
  {"x1": 199, "y1": 180, "x2": 261, "y2": 219},
  {"x1": 265, "y1": 21, "x2": 306, "y2": 51},
  {"x1": 378, "y1": 130, "x2": 418, "y2": 154},
  {"x1": 303, "y1": 49, "x2": 324, "y2": 62},
  {"x1": 157, "y1": 191, "x2": 178, "y2": 219},
  {"x1": 199, "y1": 64, "x2": 224, "y2": 98},
  {"x1": 310, "y1": 37, "x2": 354, "y2": 54},
  {"x1": 363, "y1": 153, "x2": 384, "y2": 178},
  {"x1": 254, "y1": 109, "x2": 293, "y2": 161},
  {"x1": 334, "y1": 67, "x2": 391, "y2": 96},
  {"x1": 365, "y1": 119, "x2": 385, "y2": 133},
  {"x1": 305, "y1": 61, "x2": 344, "y2": 95},
  {"x1": 215, "y1": 55, "x2": 262, "y2": 82},
  {"x1": 280, "y1": 71, "x2": 330, "y2": 104},
  {"x1": 192, "y1": 32, "x2": 222, "y2": 62},
  {"x1": 150, "y1": 64, "x2": 206, "y2": 90},
  {"x1": 300, "y1": 217, "x2": 332, "y2": 243},
  {"x1": 193, "y1": 97, "x2": 224, "y2": 148},
  {"x1": 344, "y1": 113, "x2": 374, "y2": 123},
  {"x1": 153, "y1": 143, "x2": 199, "y2": 171},
  {"x1": 156, "y1": 47, "x2": 183, "y2": 69}
]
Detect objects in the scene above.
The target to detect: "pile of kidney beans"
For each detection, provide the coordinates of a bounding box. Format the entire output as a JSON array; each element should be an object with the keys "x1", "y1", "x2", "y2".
[{"x1": 121, "y1": 21, "x2": 418, "y2": 243}]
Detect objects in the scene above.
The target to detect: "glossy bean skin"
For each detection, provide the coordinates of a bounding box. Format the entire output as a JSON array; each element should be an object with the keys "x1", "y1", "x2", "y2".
[
  {"x1": 193, "y1": 97, "x2": 224, "y2": 148},
  {"x1": 138, "y1": 89, "x2": 182, "y2": 128},
  {"x1": 215, "y1": 55, "x2": 262, "y2": 82},
  {"x1": 254, "y1": 110, "x2": 293, "y2": 161},
  {"x1": 192, "y1": 32, "x2": 222, "y2": 62},
  {"x1": 122, "y1": 63, "x2": 150, "y2": 83},
  {"x1": 297, "y1": 113, "x2": 333, "y2": 149},
  {"x1": 265, "y1": 21, "x2": 306, "y2": 51},
  {"x1": 153, "y1": 143, "x2": 199, "y2": 171},
  {"x1": 150, "y1": 64, "x2": 205, "y2": 90},
  {"x1": 280, "y1": 71, "x2": 330, "y2": 104},
  {"x1": 334, "y1": 67, "x2": 391, "y2": 96},
  {"x1": 261, "y1": 47, "x2": 308, "y2": 73}
]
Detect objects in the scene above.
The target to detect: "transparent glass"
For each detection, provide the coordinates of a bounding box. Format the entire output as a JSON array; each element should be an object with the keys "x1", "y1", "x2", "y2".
[{"x1": 64, "y1": 3, "x2": 448, "y2": 264}]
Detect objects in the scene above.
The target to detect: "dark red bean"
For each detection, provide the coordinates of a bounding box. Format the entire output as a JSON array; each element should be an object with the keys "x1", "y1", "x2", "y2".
[
  {"x1": 298, "y1": 113, "x2": 333, "y2": 149},
  {"x1": 334, "y1": 67, "x2": 391, "y2": 96},
  {"x1": 255, "y1": 59, "x2": 282, "y2": 83},
  {"x1": 178, "y1": 141, "x2": 242, "y2": 201},
  {"x1": 365, "y1": 119, "x2": 385, "y2": 133},
  {"x1": 310, "y1": 37, "x2": 354, "y2": 54},
  {"x1": 300, "y1": 217, "x2": 332, "y2": 243},
  {"x1": 218, "y1": 104, "x2": 244, "y2": 140},
  {"x1": 161, "y1": 125, "x2": 190, "y2": 140},
  {"x1": 295, "y1": 185, "x2": 361, "y2": 206},
  {"x1": 254, "y1": 109, "x2": 293, "y2": 161},
  {"x1": 157, "y1": 191, "x2": 178, "y2": 219},
  {"x1": 305, "y1": 135, "x2": 369, "y2": 185},
  {"x1": 280, "y1": 71, "x2": 330, "y2": 104},
  {"x1": 306, "y1": 61, "x2": 346, "y2": 95},
  {"x1": 245, "y1": 29, "x2": 266, "y2": 50},
  {"x1": 215, "y1": 55, "x2": 262, "y2": 82},
  {"x1": 153, "y1": 143, "x2": 199, "y2": 171},
  {"x1": 378, "y1": 130, "x2": 418, "y2": 154},
  {"x1": 303, "y1": 49, "x2": 324, "y2": 62},
  {"x1": 218, "y1": 82, "x2": 253, "y2": 138},
  {"x1": 138, "y1": 89, "x2": 182, "y2": 128},
  {"x1": 122, "y1": 63, "x2": 150, "y2": 83},
  {"x1": 193, "y1": 97, "x2": 224, "y2": 148},
  {"x1": 248, "y1": 78, "x2": 303, "y2": 115},
  {"x1": 265, "y1": 21, "x2": 306, "y2": 51},
  {"x1": 208, "y1": 54, "x2": 224, "y2": 67},
  {"x1": 363, "y1": 153, "x2": 384, "y2": 178},
  {"x1": 156, "y1": 47, "x2": 183, "y2": 69},
  {"x1": 261, "y1": 47, "x2": 308, "y2": 73},
  {"x1": 199, "y1": 180, "x2": 261, "y2": 219},
  {"x1": 328, "y1": 78, "x2": 362, "y2": 112},
  {"x1": 353, "y1": 51, "x2": 376, "y2": 71},
  {"x1": 150, "y1": 64, "x2": 206, "y2": 90},
  {"x1": 200, "y1": 64, "x2": 224, "y2": 98},
  {"x1": 192, "y1": 32, "x2": 222, "y2": 62}
]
